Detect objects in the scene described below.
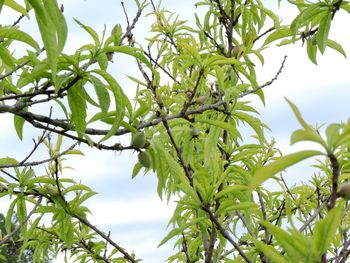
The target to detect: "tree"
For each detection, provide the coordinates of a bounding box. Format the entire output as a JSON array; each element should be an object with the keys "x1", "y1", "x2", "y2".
[
  {"x1": 0, "y1": 0, "x2": 350, "y2": 262},
  {"x1": 0, "y1": 213, "x2": 52, "y2": 262}
]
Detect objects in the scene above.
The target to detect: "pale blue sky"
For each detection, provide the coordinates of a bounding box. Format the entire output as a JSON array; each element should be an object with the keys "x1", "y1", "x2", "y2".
[{"x1": 1, "y1": 0, "x2": 350, "y2": 262}]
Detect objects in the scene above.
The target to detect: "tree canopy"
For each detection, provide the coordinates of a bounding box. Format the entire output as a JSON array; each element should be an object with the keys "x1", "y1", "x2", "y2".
[{"x1": 0, "y1": 0, "x2": 350, "y2": 262}]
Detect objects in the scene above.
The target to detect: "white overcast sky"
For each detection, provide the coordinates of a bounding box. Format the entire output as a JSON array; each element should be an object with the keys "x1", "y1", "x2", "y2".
[{"x1": 1, "y1": 0, "x2": 350, "y2": 262}]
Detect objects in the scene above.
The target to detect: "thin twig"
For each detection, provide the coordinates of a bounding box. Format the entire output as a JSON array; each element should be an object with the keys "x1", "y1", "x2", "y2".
[
  {"x1": 299, "y1": 201, "x2": 328, "y2": 232},
  {"x1": 239, "y1": 55, "x2": 287, "y2": 98},
  {"x1": 0, "y1": 144, "x2": 77, "y2": 169},
  {"x1": 0, "y1": 47, "x2": 45, "y2": 81}
]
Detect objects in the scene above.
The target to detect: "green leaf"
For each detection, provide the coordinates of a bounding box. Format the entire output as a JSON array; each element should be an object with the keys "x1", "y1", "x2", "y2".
[
  {"x1": 306, "y1": 37, "x2": 318, "y2": 65},
  {"x1": 6, "y1": 198, "x2": 18, "y2": 234},
  {"x1": 16, "y1": 195, "x2": 27, "y2": 234},
  {"x1": 263, "y1": 27, "x2": 293, "y2": 46},
  {"x1": 235, "y1": 111, "x2": 267, "y2": 143},
  {"x1": 256, "y1": 3, "x2": 280, "y2": 28},
  {"x1": 216, "y1": 201, "x2": 258, "y2": 214},
  {"x1": 327, "y1": 39, "x2": 346, "y2": 58},
  {"x1": 206, "y1": 55, "x2": 240, "y2": 66},
  {"x1": 88, "y1": 75, "x2": 110, "y2": 113},
  {"x1": 28, "y1": 176, "x2": 56, "y2": 184},
  {"x1": 132, "y1": 162, "x2": 142, "y2": 179},
  {"x1": 341, "y1": 2, "x2": 350, "y2": 13},
  {"x1": 96, "y1": 52, "x2": 108, "y2": 70},
  {"x1": 1, "y1": 0, "x2": 6, "y2": 12},
  {"x1": 92, "y1": 70, "x2": 126, "y2": 142},
  {"x1": 158, "y1": 216, "x2": 206, "y2": 247},
  {"x1": 64, "y1": 149, "x2": 85, "y2": 155},
  {"x1": 260, "y1": 221, "x2": 310, "y2": 259},
  {"x1": 248, "y1": 150, "x2": 322, "y2": 191},
  {"x1": 62, "y1": 184, "x2": 92, "y2": 195},
  {"x1": 290, "y1": 5, "x2": 326, "y2": 35},
  {"x1": 0, "y1": 157, "x2": 18, "y2": 166},
  {"x1": 215, "y1": 185, "x2": 248, "y2": 199},
  {"x1": 74, "y1": 18, "x2": 101, "y2": 47},
  {"x1": 325, "y1": 123, "x2": 341, "y2": 150},
  {"x1": 4, "y1": 0, "x2": 28, "y2": 17},
  {"x1": 313, "y1": 206, "x2": 342, "y2": 256},
  {"x1": 196, "y1": 118, "x2": 240, "y2": 138},
  {"x1": 254, "y1": 240, "x2": 289, "y2": 263},
  {"x1": 0, "y1": 44, "x2": 15, "y2": 69},
  {"x1": 0, "y1": 27, "x2": 40, "y2": 51},
  {"x1": 291, "y1": 129, "x2": 327, "y2": 150},
  {"x1": 285, "y1": 98, "x2": 311, "y2": 130},
  {"x1": 334, "y1": 123, "x2": 350, "y2": 146},
  {"x1": 43, "y1": 0, "x2": 67, "y2": 52},
  {"x1": 103, "y1": 46, "x2": 151, "y2": 68},
  {"x1": 204, "y1": 125, "x2": 221, "y2": 167},
  {"x1": 67, "y1": 80, "x2": 87, "y2": 135},
  {"x1": 27, "y1": 0, "x2": 59, "y2": 83},
  {"x1": 316, "y1": 11, "x2": 331, "y2": 54},
  {"x1": 14, "y1": 114, "x2": 25, "y2": 140},
  {"x1": 35, "y1": 205, "x2": 61, "y2": 214}
]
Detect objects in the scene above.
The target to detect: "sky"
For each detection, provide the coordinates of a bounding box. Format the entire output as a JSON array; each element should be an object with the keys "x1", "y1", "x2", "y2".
[{"x1": 1, "y1": 0, "x2": 350, "y2": 262}]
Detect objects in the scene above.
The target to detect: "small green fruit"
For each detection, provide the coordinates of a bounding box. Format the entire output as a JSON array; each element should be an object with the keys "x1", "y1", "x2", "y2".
[
  {"x1": 191, "y1": 127, "x2": 199, "y2": 138},
  {"x1": 44, "y1": 186, "x2": 58, "y2": 196},
  {"x1": 196, "y1": 95, "x2": 208, "y2": 104},
  {"x1": 131, "y1": 132, "x2": 146, "y2": 149},
  {"x1": 339, "y1": 183, "x2": 350, "y2": 199},
  {"x1": 232, "y1": 46, "x2": 242, "y2": 58},
  {"x1": 138, "y1": 151, "x2": 151, "y2": 168}
]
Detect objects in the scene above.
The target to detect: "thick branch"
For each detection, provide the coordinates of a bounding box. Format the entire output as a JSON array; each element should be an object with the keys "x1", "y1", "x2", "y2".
[{"x1": 328, "y1": 153, "x2": 340, "y2": 210}]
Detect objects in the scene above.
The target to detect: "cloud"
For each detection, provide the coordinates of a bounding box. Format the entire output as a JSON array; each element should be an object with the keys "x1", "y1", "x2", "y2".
[{"x1": 86, "y1": 195, "x2": 175, "y2": 226}]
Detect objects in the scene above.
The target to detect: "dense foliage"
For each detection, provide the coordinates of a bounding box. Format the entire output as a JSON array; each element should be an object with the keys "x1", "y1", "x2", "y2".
[
  {"x1": 0, "y1": 0, "x2": 350, "y2": 262},
  {"x1": 0, "y1": 213, "x2": 52, "y2": 262}
]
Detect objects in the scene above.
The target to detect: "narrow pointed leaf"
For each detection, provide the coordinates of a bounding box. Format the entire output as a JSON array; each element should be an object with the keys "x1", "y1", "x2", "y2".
[
  {"x1": 28, "y1": 0, "x2": 58, "y2": 83},
  {"x1": 254, "y1": 240, "x2": 289, "y2": 263},
  {"x1": 74, "y1": 19, "x2": 100, "y2": 47},
  {"x1": 317, "y1": 12, "x2": 331, "y2": 54},
  {"x1": 103, "y1": 46, "x2": 151, "y2": 68},
  {"x1": 197, "y1": 118, "x2": 240, "y2": 138},
  {"x1": 14, "y1": 114, "x2": 25, "y2": 140},
  {"x1": 263, "y1": 27, "x2": 293, "y2": 46},
  {"x1": 261, "y1": 221, "x2": 312, "y2": 259},
  {"x1": 291, "y1": 129, "x2": 327, "y2": 149},
  {"x1": 285, "y1": 98, "x2": 311, "y2": 130},
  {"x1": 0, "y1": 27, "x2": 40, "y2": 51},
  {"x1": 313, "y1": 206, "x2": 342, "y2": 256},
  {"x1": 248, "y1": 150, "x2": 322, "y2": 190},
  {"x1": 327, "y1": 39, "x2": 346, "y2": 58},
  {"x1": 306, "y1": 38, "x2": 318, "y2": 65},
  {"x1": 0, "y1": 44, "x2": 15, "y2": 69},
  {"x1": 92, "y1": 70, "x2": 125, "y2": 142},
  {"x1": 158, "y1": 217, "x2": 206, "y2": 247},
  {"x1": 4, "y1": 0, "x2": 28, "y2": 17},
  {"x1": 67, "y1": 80, "x2": 87, "y2": 135},
  {"x1": 43, "y1": 0, "x2": 67, "y2": 52}
]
